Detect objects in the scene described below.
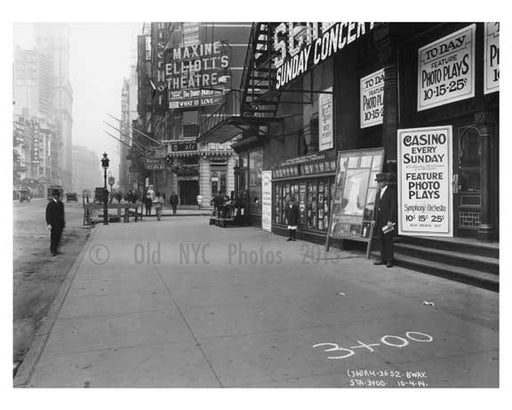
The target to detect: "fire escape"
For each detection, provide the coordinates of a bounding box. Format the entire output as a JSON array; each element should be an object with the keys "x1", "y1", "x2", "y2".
[{"x1": 198, "y1": 23, "x2": 281, "y2": 144}]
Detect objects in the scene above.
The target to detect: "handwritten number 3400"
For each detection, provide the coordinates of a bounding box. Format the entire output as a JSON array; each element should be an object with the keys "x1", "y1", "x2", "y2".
[{"x1": 313, "y1": 331, "x2": 433, "y2": 360}]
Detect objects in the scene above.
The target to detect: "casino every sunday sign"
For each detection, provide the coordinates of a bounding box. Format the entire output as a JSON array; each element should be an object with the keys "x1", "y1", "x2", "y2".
[{"x1": 397, "y1": 126, "x2": 453, "y2": 237}]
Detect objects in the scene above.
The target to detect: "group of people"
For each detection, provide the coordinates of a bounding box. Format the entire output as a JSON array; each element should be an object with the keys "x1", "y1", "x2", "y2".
[
  {"x1": 283, "y1": 171, "x2": 398, "y2": 267},
  {"x1": 46, "y1": 174, "x2": 398, "y2": 266},
  {"x1": 142, "y1": 186, "x2": 180, "y2": 221}
]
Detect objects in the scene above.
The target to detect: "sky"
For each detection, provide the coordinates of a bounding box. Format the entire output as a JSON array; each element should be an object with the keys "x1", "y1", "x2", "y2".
[{"x1": 13, "y1": 22, "x2": 142, "y2": 180}]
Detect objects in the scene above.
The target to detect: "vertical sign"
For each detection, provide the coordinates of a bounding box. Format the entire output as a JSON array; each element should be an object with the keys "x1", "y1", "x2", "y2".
[
  {"x1": 261, "y1": 171, "x2": 272, "y2": 232},
  {"x1": 360, "y1": 69, "x2": 384, "y2": 128},
  {"x1": 398, "y1": 126, "x2": 453, "y2": 237},
  {"x1": 32, "y1": 123, "x2": 41, "y2": 164},
  {"x1": 484, "y1": 22, "x2": 499, "y2": 95},
  {"x1": 417, "y1": 24, "x2": 475, "y2": 111},
  {"x1": 319, "y1": 87, "x2": 333, "y2": 151}
]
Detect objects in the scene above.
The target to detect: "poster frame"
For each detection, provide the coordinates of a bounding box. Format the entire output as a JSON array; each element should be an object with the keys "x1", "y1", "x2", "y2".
[{"x1": 325, "y1": 147, "x2": 385, "y2": 252}]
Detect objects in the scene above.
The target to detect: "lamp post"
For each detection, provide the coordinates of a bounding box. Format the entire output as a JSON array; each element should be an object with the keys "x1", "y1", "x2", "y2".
[{"x1": 101, "y1": 152, "x2": 110, "y2": 225}]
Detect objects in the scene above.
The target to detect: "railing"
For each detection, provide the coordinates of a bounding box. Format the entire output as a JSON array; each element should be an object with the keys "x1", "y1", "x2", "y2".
[{"x1": 198, "y1": 89, "x2": 241, "y2": 137}]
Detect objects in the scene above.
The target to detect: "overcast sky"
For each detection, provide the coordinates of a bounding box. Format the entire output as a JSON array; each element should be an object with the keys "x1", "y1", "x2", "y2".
[{"x1": 13, "y1": 22, "x2": 142, "y2": 180}]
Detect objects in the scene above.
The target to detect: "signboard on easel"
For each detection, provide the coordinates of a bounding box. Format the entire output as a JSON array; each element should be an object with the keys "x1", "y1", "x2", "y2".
[{"x1": 325, "y1": 148, "x2": 385, "y2": 252}]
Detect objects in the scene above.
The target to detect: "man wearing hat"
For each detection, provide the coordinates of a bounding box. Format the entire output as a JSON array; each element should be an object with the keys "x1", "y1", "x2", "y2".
[
  {"x1": 373, "y1": 172, "x2": 397, "y2": 267},
  {"x1": 46, "y1": 189, "x2": 65, "y2": 256}
]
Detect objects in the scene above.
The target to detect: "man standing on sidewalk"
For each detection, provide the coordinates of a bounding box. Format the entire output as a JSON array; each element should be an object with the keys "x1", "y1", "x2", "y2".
[
  {"x1": 373, "y1": 172, "x2": 397, "y2": 268},
  {"x1": 46, "y1": 189, "x2": 65, "y2": 256},
  {"x1": 170, "y1": 192, "x2": 179, "y2": 215},
  {"x1": 285, "y1": 198, "x2": 299, "y2": 241}
]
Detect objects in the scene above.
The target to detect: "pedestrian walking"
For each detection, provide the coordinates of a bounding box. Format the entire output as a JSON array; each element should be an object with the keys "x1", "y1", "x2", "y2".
[
  {"x1": 46, "y1": 189, "x2": 65, "y2": 256},
  {"x1": 285, "y1": 198, "x2": 299, "y2": 241},
  {"x1": 170, "y1": 192, "x2": 179, "y2": 215},
  {"x1": 153, "y1": 192, "x2": 163, "y2": 221},
  {"x1": 373, "y1": 172, "x2": 397, "y2": 268},
  {"x1": 196, "y1": 194, "x2": 203, "y2": 210},
  {"x1": 144, "y1": 190, "x2": 153, "y2": 216}
]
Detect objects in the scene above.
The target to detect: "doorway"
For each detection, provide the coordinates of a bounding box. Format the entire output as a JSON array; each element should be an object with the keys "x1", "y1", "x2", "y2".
[
  {"x1": 454, "y1": 126, "x2": 481, "y2": 237},
  {"x1": 179, "y1": 180, "x2": 199, "y2": 205}
]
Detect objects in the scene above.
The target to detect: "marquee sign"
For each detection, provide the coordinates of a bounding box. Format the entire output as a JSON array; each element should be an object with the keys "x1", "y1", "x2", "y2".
[
  {"x1": 165, "y1": 41, "x2": 231, "y2": 109},
  {"x1": 273, "y1": 22, "x2": 375, "y2": 90}
]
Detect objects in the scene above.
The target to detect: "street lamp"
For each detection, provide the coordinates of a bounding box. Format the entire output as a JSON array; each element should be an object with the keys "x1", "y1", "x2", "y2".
[{"x1": 101, "y1": 152, "x2": 110, "y2": 225}]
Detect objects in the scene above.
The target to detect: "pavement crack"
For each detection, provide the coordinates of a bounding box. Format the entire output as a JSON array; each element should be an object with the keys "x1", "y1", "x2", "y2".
[{"x1": 153, "y1": 265, "x2": 224, "y2": 388}]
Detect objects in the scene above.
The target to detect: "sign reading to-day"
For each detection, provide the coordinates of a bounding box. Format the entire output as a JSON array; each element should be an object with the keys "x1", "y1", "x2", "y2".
[
  {"x1": 261, "y1": 171, "x2": 272, "y2": 232},
  {"x1": 397, "y1": 126, "x2": 452, "y2": 237},
  {"x1": 417, "y1": 24, "x2": 475, "y2": 111},
  {"x1": 360, "y1": 69, "x2": 384, "y2": 128},
  {"x1": 165, "y1": 41, "x2": 230, "y2": 109},
  {"x1": 319, "y1": 87, "x2": 334, "y2": 151},
  {"x1": 484, "y1": 22, "x2": 499, "y2": 95}
]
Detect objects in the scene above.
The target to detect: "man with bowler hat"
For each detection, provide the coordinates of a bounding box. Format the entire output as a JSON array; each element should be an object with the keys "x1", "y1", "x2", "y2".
[
  {"x1": 373, "y1": 172, "x2": 397, "y2": 267},
  {"x1": 46, "y1": 189, "x2": 65, "y2": 256}
]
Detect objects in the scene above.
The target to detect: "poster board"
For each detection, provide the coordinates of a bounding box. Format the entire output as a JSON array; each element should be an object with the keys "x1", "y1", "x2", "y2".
[
  {"x1": 397, "y1": 126, "x2": 453, "y2": 237},
  {"x1": 325, "y1": 148, "x2": 385, "y2": 251},
  {"x1": 261, "y1": 170, "x2": 272, "y2": 232}
]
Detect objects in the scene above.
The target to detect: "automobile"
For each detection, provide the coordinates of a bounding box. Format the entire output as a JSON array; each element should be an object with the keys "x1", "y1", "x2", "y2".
[
  {"x1": 19, "y1": 188, "x2": 31, "y2": 203},
  {"x1": 66, "y1": 192, "x2": 78, "y2": 202}
]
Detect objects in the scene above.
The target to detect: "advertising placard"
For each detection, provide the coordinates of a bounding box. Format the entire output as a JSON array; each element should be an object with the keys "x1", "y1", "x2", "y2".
[
  {"x1": 417, "y1": 24, "x2": 475, "y2": 111},
  {"x1": 360, "y1": 69, "x2": 384, "y2": 128},
  {"x1": 261, "y1": 171, "x2": 272, "y2": 232},
  {"x1": 165, "y1": 41, "x2": 231, "y2": 109},
  {"x1": 327, "y1": 148, "x2": 384, "y2": 243},
  {"x1": 398, "y1": 126, "x2": 453, "y2": 237},
  {"x1": 484, "y1": 22, "x2": 499, "y2": 95},
  {"x1": 319, "y1": 87, "x2": 334, "y2": 151}
]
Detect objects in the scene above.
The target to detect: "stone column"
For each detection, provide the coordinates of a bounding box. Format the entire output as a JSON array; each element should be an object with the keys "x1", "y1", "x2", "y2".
[
  {"x1": 475, "y1": 112, "x2": 497, "y2": 242},
  {"x1": 226, "y1": 154, "x2": 236, "y2": 196},
  {"x1": 374, "y1": 24, "x2": 399, "y2": 163},
  {"x1": 199, "y1": 156, "x2": 211, "y2": 207}
]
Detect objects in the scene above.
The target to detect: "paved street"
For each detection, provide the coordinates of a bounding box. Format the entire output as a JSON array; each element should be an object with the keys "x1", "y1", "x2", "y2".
[
  {"x1": 13, "y1": 215, "x2": 498, "y2": 388},
  {"x1": 13, "y1": 198, "x2": 91, "y2": 368}
]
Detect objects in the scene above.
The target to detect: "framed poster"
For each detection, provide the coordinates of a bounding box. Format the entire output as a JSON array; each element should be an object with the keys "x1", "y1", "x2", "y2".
[
  {"x1": 326, "y1": 148, "x2": 385, "y2": 246},
  {"x1": 417, "y1": 24, "x2": 475, "y2": 111},
  {"x1": 360, "y1": 68, "x2": 384, "y2": 128},
  {"x1": 397, "y1": 126, "x2": 453, "y2": 237},
  {"x1": 261, "y1": 171, "x2": 272, "y2": 232},
  {"x1": 484, "y1": 22, "x2": 499, "y2": 95},
  {"x1": 319, "y1": 87, "x2": 334, "y2": 151}
]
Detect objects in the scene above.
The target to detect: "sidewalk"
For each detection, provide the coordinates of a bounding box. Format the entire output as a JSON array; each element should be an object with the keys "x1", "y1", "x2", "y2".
[{"x1": 14, "y1": 216, "x2": 499, "y2": 387}]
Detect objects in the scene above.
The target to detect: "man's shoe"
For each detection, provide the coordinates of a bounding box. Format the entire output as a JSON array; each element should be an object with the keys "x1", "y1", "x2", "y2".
[
  {"x1": 286, "y1": 238, "x2": 292, "y2": 241},
  {"x1": 51, "y1": 252, "x2": 57, "y2": 257},
  {"x1": 386, "y1": 262, "x2": 394, "y2": 268},
  {"x1": 373, "y1": 260, "x2": 384, "y2": 265},
  {"x1": 292, "y1": 238, "x2": 296, "y2": 241}
]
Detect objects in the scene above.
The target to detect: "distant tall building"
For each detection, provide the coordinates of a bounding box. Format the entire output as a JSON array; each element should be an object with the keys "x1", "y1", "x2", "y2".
[
  {"x1": 34, "y1": 23, "x2": 74, "y2": 190},
  {"x1": 72, "y1": 145, "x2": 102, "y2": 193}
]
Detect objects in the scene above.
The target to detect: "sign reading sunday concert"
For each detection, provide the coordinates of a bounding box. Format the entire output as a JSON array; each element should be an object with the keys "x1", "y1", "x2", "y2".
[
  {"x1": 319, "y1": 87, "x2": 333, "y2": 151},
  {"x1": 360, "y1": 69, "x2": 384, "y2": 128},
  {"x1": 417, "y1": 25, "x2": 475, "y2": 111},
  {"x1": 261, "y1": 171, "x2": 272, "y2": 232},
  {"x1": 484, "y1": 22, "x2": 499, "y2": 95},
  {"x1": 398, "y1": 126, "x2": 453, "y2": 237}
]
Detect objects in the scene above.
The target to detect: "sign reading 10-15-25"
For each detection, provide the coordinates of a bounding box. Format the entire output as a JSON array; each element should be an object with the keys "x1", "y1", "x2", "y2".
[{"x1": 417, "y1": 24, "x2": 475, "y2": 111}]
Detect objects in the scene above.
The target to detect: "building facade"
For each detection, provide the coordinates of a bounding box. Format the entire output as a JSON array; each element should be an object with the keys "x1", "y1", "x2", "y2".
[
  {"x1": 72, "y1": 145, "x2": 103, "y2": 194},
  {"x1": 199, "y1": 22, "x2": 499, "y2": 244},
  {"x1": 132, "y1": 22, "x2": 251, "y2": 206}
]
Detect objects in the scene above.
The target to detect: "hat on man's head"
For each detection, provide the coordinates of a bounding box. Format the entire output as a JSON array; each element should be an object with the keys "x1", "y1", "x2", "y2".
[
  {"x1": 52, "y1": 189, "x2": 60, "y2": 196},
  {"x1": 375, "y1": 172, "x2": 397, "y2": 184}
]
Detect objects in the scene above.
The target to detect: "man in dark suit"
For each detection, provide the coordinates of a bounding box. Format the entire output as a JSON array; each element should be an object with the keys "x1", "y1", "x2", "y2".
[
  {"x1": 285, "y1": 198, "x2": 299, "y2": 241},
  {"x1": 46, "y1": 189, "x2": 65, "y2": 256},
  {"x1": 373, "y1": 172, "x2": 397, "y2": 267},
  {"x1": 169, "y1": 192, "x2": 179, "y2": 215}
]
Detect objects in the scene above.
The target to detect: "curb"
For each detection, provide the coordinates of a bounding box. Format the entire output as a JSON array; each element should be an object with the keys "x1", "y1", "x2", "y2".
[{"x1": 13, "y1": 226, "x2": 99, "y2": 388}]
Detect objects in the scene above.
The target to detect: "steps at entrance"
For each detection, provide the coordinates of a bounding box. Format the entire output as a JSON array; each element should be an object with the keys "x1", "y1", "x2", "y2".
[{"x1": 393, "y1": 236, "x2": 499, "y2": 292}]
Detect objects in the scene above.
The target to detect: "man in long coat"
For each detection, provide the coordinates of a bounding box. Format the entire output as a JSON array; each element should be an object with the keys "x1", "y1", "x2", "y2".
[
  {"x1": 46, "y1": 189, "x2": 65, "y2": 256},
  {"x1": 285, "y1": 198, "x2": 299, "y2": 241},
  {"x1": 373, "y1": 172, "x2": 397, "y2": 267}
]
